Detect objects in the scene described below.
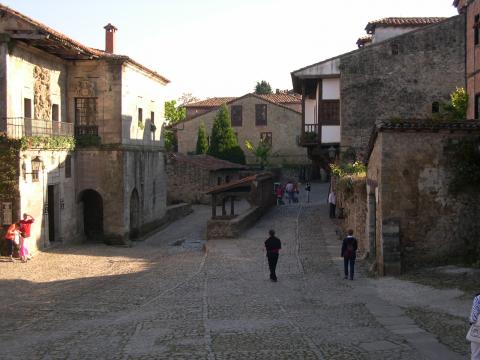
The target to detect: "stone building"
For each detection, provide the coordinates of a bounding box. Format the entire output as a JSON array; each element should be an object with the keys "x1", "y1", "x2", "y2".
[
  {"x1": 366, "y1": 121, "x2": 480, "y2": 275},
  {"x1": 0, "y1": 4, "x2": 169, "y2": 251},
  {"x1": 166, "y1": 153, "x2": 247, "y2": 205},
  {"x1": 291, "y1": 15, "x2": 466, "y2": 162},
  {"x1": 175, "y1": 93, "x2": 309, "y2": 166}
]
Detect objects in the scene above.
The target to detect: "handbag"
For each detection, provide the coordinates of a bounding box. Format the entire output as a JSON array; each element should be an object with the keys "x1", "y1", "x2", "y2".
[{"x1": 467, "y1": 320, "x2": 480, "y2": 343}]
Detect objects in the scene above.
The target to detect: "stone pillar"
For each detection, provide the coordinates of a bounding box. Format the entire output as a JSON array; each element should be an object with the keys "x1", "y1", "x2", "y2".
[
  {"x1": 221, "y1": 197, "x2": 226, "y2": 216},
  {"x1": 382, "y1": 218, "x2": 401, "y2": 275},
  {"x1": 367, "y1": 190, "x2": 376, "y2": 258},
  {"x1": 230, "y1": 196, "x2": 235, "y2": 216}
]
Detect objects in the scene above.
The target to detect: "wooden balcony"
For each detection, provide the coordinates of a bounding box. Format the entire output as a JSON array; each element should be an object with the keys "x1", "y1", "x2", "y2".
[{"x1": 300, "y1": 124, "x2": 320, "y2": 146}]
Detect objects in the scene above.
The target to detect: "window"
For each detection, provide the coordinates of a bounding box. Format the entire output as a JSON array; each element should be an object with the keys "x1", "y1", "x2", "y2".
[
  {"x1": 432, "y1": 102, "x2": 440, "y2": 114},
  {"x1": 75, "y1": 98, "x2": 97, "y2": 125},
  {"x1": 24, "y1": 98, "x2": 32, "y2": 119},
  {"x1": 65, "y1": 155, "x2": 72, "y2": 178},
  {"x1": 52, "y1": 104, "x2": 59, "y2": 122},
  {"x1": 475, "y1": 14, "x2": 480, "y2": 46},
  {"x1": 260, "y1": 132, "x2": 272, "y2": 146},
  {"x1": 255, "y1": 104, "x2": 267, "y2": 126},
  {"x1": 231, "y1": 105, "x2": 243, "y2": 127},
  {"x1": 475, "y1": 94, "x2": 480, "y2": 119},
  {"x1": 138, "y1": 108, "x2": 143, "y2": 126},
  {"x1": 217, "y1": 177, "x2": 222, "y2": 185},
  {"x1": 391, "y1": 43, "x2": 399, "y2": 55},
  {"x1": 150, "y1": 111, "x2": 155, "y2": 125},
  {"x1": 226, "y1": 175, "x2": 230, "y2": 183}
]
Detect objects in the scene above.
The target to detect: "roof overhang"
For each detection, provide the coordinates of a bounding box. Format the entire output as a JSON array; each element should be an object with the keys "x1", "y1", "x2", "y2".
[{"x1": 291, "y1": 57, "x2": 341, "y2": 93}]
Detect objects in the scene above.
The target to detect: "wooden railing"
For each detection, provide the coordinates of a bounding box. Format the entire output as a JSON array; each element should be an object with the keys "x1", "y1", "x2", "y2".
[{"x1": 300, "y1": 124, "x2": 320, "y2": 145}]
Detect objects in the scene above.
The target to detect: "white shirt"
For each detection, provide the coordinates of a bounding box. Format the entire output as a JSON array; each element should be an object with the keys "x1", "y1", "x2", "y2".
[{"x1": 328, "y1": 192, "x2": 336, "y2": 205}]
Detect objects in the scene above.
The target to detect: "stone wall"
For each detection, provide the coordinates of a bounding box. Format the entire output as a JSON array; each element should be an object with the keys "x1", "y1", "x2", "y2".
[
  {"x1": 340, "y1": 15, "x2": 466, "y2": 157},
  {"x1": 368, "y1": 129, "x2": 480, "y2": 274},
  {"x1": 177, "y1": 95, "x2": 309, "y2": 166}
]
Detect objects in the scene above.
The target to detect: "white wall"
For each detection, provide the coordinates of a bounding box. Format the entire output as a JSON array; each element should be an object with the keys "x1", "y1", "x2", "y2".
[
  {"x1": 321, "y1": 125, "x2": 340, "y2": 143},
  {"x1": 322, "y1": 78, "x2": 340, "y2": 100},
  {"x1": 121, "y1": 64, "x2": 167, "y2": 146},
  {"x1": 305, "y1": 99, "x2": 316, "y2": 125},
  {"x1": 373, "y1": 26, "x2": 420, "y2": 43}
]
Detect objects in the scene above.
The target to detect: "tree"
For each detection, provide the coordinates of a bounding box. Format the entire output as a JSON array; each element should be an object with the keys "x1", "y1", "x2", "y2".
[
  {"x1": 178, "y1": 92, "x2": 199, "y2": 106},
  {"x1": 207, "y1": 105, "x2": 246, "y2": 164},
  {"x1": 164, "y1": 100, "x2": 186, "y2": 152},
  {"x1": 195, "y1": 122, "x2": 208, "y2": 154},
  {"x1": 245, "y1": 139, "x2": 271, "y2": 169},
  {"x1": 254, "y1": 80, "x2": 273, "y2": 95}
]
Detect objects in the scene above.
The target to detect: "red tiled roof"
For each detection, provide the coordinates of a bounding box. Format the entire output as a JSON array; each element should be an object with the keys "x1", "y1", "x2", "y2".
[
  {"x1": 169, "y1": 153, "x2": 247, "y2": 171},
  {"x1": 0, "y1": 3, "x2": 169, "y2": 83},
  {"x1": 184, "y1": 97, "x2": 236, "y2": 108},
  {"x1": 365, "y1": 17, "x2": 447, "y2": 33},
  {"x1": 206, "y1": 173, "x2": 272, "y2": 194},
  {"x1": 356, "y1": 35, "x2": 373, "y2": 48},
  {"x1": 257, "y1": 93, "x2": 301, "y2": 104}
]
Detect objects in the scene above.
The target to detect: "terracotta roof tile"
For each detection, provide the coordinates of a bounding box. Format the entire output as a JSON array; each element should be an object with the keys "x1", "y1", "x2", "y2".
[
  {"x1": 169, "y1": 153, "x2": 247, "y2": 171},
  {"x1": 365, "y1": 17, "x2": 447, "y2": 33},
  {"x1": 0, "y1": 3, "x2": 169, "y2": 83},
  {"x1": 184, "y1": 97, "x2": 236, "y2": 108},
  {"x1": 357, "y1": 35, "x2": 373, "y2": 48},
  {"x1": 257, "y1": 93, "x2": 301, "y2": 104}
]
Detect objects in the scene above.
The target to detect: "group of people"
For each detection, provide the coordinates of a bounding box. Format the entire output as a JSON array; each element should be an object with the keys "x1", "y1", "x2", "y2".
[
  {"x1": 275, "y1": 180, "x2": 300, "y2": 205},
  {"x1": 4, "y1": 213, "x2": 34, "y2": 262}
]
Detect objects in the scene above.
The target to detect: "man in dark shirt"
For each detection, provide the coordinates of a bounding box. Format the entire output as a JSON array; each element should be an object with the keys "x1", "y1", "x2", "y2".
[
  {"x1": 341, "y1": 229, "x2": 358, "y2": 280},
  {"x1": 265, "y1": 229, "x2": 281, "y2": 282}
]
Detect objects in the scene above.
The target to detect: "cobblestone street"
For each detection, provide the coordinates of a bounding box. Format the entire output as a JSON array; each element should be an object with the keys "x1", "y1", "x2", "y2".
[{"x1": 0, "y1": 184, "x2": 471, "y2": 359}]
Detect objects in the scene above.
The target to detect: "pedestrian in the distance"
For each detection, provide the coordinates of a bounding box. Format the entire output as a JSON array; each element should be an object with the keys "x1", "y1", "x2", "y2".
[
  {"x1": 328, "y1": 190, "x2": 336, "y2": 218},
  {"x1": 468, "y1": 292, "x2": 480, "y2": 359},
  {"x1": 265, "y1": 229, "x2": 281, "y2": 282},
  {"x1": 285, "y1": 181, "x2": 294, "y2": 204},
  {"x1": 19, "y1": 213, "x2": 34, "y2": 260},
  {"x1": 341, "y1": 229, "x2": 358, "y2": 280}
]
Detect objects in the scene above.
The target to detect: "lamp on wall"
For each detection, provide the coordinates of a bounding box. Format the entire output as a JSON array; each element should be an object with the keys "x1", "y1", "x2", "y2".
[{"x1": 22, "y1": 156, "x2": 45, "y2": 181}]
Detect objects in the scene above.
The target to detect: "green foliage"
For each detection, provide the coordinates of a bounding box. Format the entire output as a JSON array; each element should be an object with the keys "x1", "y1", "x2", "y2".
[
  {"x1": 208, "y1": 105, "x2": 245, "y2": 164},
  {"x1": 20, "y1": 136, "x2": 76, "y2": 150},
  {"x1": 434, "y1": 87, "x2": 469, "y2": 121},
  {"x1": 164, "y1": 100, "x2": 186, "y2": 152},
  {"x1": 0, "y1": 135, "x2": 20, "y2": 198},
  {"x1": 330, "y1": 160, "x2": 366, "y2": 198},
  {"x1": 245, "y1": 139, "x2": 271, "y2": 169},
  {"x1": 447, "y1": 139, "x2": 480, "y2": 193},
  {"x1": 75, "y1": 134, "x2": 101, "y2": 147},
  {"x1": 164, "y1": 100, "x2": 186, "y2": 124},
  {"x1": 195, "y1": 122, "x2": 208, "y2": 155},
  {"x1": 254, "y1": 80, "x2": 273, "y2": 95},
  {"x1": 138, "y1": 121, "x2": 145, "y2": 130},
  {"x1": 150, "y1": 123, "x2": 157, "y2": 132}
]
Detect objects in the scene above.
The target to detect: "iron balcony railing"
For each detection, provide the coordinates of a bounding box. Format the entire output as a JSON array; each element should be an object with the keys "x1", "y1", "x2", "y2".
[
  {"x1": 74, "y1": 125, "x2": 99, "y2": 136},
  {"x1": 4, "y1": 117, "x2": 74, "y2": 138}
]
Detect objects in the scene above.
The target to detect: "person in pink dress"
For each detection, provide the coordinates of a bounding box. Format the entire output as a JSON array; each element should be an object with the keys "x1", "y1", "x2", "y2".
[{"x1": 19, "y1": 213, "x2": 34, "y2": 261}]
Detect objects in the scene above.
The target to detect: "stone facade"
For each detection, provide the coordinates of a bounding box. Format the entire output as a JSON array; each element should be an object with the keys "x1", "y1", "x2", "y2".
[
  {"x1": 340, "y1": 15, "x2": 466, "y2": 157},
  {"x1": 166, "y1": 154, "x2": 246, "y2": 205},
  {"x1": 176, "y1": 94, "x2": 309, "y2": 166},
  {"x1": 366, "y1": 123, "x2": 480, "y2": 275},
  {"x1": 0, "y1": 4, "x2": 169, "y2": 251}
]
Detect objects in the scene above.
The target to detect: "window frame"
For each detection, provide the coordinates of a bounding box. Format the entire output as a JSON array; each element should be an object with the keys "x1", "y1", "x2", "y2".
[
  {"x1": 255, "y1": 104, "x2": 267, "y2": 126},
  {"x1": 260, "y1": 132, "x2": 273, "y2": 146},
  {"x1": 231, "y1": 105, "x2": 243, "y2": 127}
]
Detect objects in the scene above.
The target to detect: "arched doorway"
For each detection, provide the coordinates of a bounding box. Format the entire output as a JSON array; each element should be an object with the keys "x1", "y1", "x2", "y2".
[
  {"x1": 130, "y1": 189, "x2": 140, "y2": 239},
  {"x1": 79, "y1": 189, "x2": 104, "y2": 241}
]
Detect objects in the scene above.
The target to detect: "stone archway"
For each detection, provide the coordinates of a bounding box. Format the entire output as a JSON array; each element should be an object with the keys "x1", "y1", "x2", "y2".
[
  {"x1": 130, "y1": 189, "x2": 140, "y2": 239},
  {"x1": 79, "y1": 189, "x2": 104, "y2": 241}
]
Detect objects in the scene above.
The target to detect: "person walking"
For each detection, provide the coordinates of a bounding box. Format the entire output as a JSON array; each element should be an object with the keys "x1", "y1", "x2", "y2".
[
  {"x1": 19, "y1": 213, "x2": 34, "y2": 260},
  {"x1": 468, "y1": 292, "x2": 480, "y2": 359},
  {"x1": 5, "y1": 222, "x2": 20, "y2": 262},
  {"x1": 285, "y1": 181, "x2": 294, "y2": 204},
  {"x1": 265, "y1": 229, "x2": 281, "y2": 282},
  {"x1": 341, "y1": 229, "x2": 358, "y2": 280},
  {"x1": 328, "y1": 190, "x2": 336, "y2": 218}
]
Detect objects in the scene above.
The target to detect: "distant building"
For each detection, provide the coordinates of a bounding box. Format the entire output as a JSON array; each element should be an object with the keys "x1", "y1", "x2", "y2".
[
  {"x1": 175, "y1": 93, "x2": 309, "y2": 166},
  {"x1": 166, "y1": 153, "x2": 247, "y2": 205},
  {"x1": 0, "y1": 4, "x2": 169, "y2": 250}
]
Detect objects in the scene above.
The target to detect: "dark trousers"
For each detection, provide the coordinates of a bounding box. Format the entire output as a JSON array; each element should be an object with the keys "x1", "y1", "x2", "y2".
[
  {"x1": 329, "y1": 203, "x2": 336, "y2": 218},
  {"x1": 6, "y1": 239, "x2": 14, "y2": 257},
  {"x1": 267, "y1": 252, "x2": 279, "y2": 280},
  {"x1": 344, "y1": 256, "x2": 355, "y2": 279}
]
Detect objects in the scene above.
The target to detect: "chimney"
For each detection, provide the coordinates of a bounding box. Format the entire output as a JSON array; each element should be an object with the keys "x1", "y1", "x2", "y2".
[
  {"x1": 276, "y1": 88, "x2": 280, "y2": 94},
  {"x1": 104, "y1": 23, "x2": 118, "y2": 54}
]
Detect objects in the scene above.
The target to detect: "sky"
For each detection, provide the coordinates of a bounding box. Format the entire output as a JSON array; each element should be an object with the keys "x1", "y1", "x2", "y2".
[{"x1": 3, "y1": 0, "x2": 458, "y2": 101}]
